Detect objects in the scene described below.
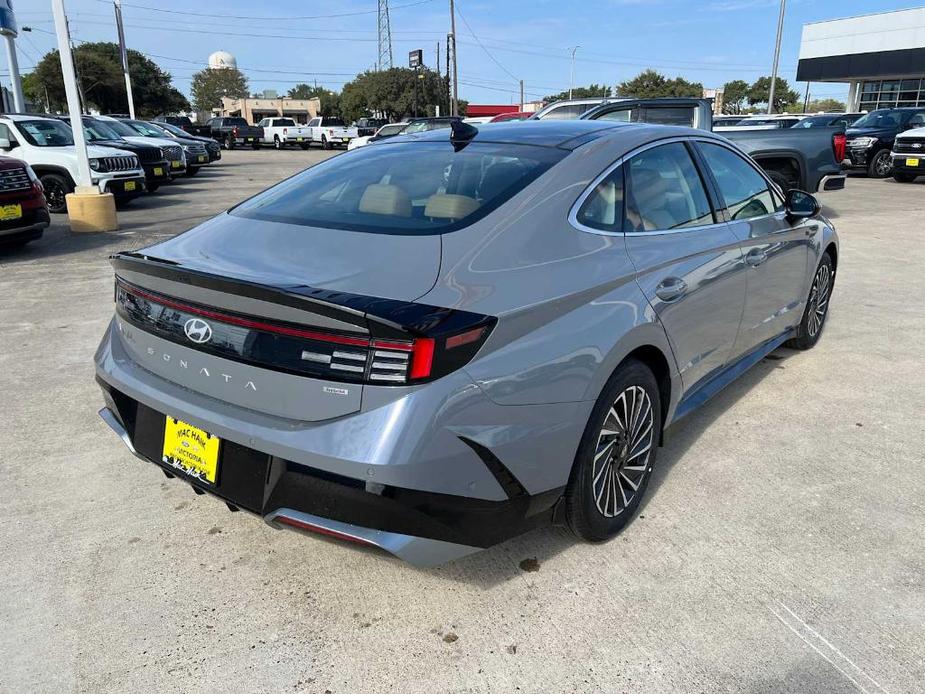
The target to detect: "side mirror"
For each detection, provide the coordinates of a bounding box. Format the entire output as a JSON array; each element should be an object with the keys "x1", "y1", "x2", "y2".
[
  {"x1": 785, "y1": 189, "x2": 819, "y2": 220},
  {"x1": 0, "y1": 137, "x2": 10, "y2": 150}
]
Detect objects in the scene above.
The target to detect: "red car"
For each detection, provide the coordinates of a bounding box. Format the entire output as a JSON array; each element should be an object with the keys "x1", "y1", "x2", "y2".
[
  {"x1": 0, "y1": 156, "x2": 50, "y2": 248},
  {"x1": 489, "y1": 111, "x2": 533, "y2": 122}
]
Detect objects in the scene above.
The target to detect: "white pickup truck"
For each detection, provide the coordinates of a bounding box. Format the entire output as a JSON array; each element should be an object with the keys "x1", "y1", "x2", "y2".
[
  {"x1": 257, "y1": 117, "x2": 313, "y2": 150},
  {"x1": 306, "y1": 117, "x2": 358, "y2": 149}
]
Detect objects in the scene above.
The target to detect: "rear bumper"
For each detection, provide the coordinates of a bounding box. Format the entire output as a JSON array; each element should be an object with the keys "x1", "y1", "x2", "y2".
[
  {"x1": 0, "y1": 205, "x2": 50, "y2": 242},
  {"x1": 94, "y1": 319, "x2": 582, "y2": 565},
  {"x1": 818, "y1": 174, "x2": 846, "y2": 192}
]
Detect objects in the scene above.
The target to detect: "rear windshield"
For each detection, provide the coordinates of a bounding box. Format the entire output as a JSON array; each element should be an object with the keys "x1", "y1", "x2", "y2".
[
  {"x1": 224, "y1": 118, "x2": 249, "y2": 127},
  {"x1": 324, "y1": 118, "x2": 346, "y2": 127},
  {"x1": 232, "y1": 141, "x2": 565, "y2": 234},
  {"x1": 18, "y1": 119, "x2": 74, "y2": 147},
  {"x1": 275, "y1": 118, "x2": 296, "y2": 126}
]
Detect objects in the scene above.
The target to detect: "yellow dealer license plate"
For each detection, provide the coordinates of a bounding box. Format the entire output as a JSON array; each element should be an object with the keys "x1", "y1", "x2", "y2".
[
  {"x1": 124, "y1": 181, "x2": 136, "y2": 191},
  {"x1": 198, "y1": 155, "x2": 207, "y2": 162},
  {"x1": 162, "y1": 417, "x2": 221, "y2": 484},
  {"x1": 153, "y1": 166, "x2": 164, "y2": 176},
  {"x1": 0, "y1": 203, "x2": 22, "y2": 221},
  {"x1": 296, "y1": 137, "x2": 303, "y2": 141},
  {"x1": 171, "y1": 161, "x2": 181, "y2": 169},
  {"x1": 906, "y1": 158, "x2": 920, "y2": 167}
]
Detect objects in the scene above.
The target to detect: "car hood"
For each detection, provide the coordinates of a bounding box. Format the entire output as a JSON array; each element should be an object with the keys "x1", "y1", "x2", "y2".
[
  {"x1": 846, "y1": 127, "x2": 895, "y2": 138},
  {"x1": 87, "y1": 144, "x2": 140, "y2": 158},
  {"x1": 120, "y1": 135, "x2": 178, "y2": 148},
  {"x1": 137, "y1": 212, "x2": 442, "y2": 302}
]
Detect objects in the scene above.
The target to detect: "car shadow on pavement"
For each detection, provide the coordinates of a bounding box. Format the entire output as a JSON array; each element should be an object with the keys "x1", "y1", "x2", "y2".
[{"x1": 423, "y1": 348, "x2": 791, "y2": 587}]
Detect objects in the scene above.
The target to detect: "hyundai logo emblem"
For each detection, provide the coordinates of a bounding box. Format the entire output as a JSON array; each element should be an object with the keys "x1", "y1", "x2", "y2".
[{"x1": 184, "y1": 318, "x2": 213, "y2": 344}]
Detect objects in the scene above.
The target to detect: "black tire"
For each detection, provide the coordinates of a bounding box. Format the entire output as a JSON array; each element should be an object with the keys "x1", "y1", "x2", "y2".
[
  {"x1": 273, "y1": 135, "x2": 282, "y2": 150},
  {"x1": 223, "y1": 135, "x2": 234, "y2": 150},
  {"x1": 114, "y1": 197, "x2": 134, "y2": 210},
  {"x1": 786, "y1": 253, "x2": 834, "y2": 351},
  {"x1": 39, "y1": 172, "x2": 72, "y2": 214},
  {"x1": 185, "y1": 167, "x2": 200, "y2": 177},
  {"x1": 867, "y1": 149, "x2": 892, "y2": 178},
  {"x1": 300, "y1": 143, "x2": 310, "y2": 150},
  {"x1": 893, "y1": 172, "x2": 917, "y2": 183},
  {"x1": 147, "y1": 182, "x2": 160, "y2": 193},
  {"x1": 565, "y1": 359, "x2": 662, "y2": 542},
  {"x1": 322, "y1": 135, "x2": 331, "y2": 150},
  {"x1": 251, "y1": 143, "x2": 260, "y2": 150}
]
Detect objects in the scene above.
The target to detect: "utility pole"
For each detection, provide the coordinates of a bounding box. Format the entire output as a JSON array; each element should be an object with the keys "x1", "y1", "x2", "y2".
[
  {"x1": 519, "y1": 79, "x2": 524, "y2": 112},
  {"x1": 113, "y1": 0, "x2": 135, "y2": 118},
  {"x1": 449, "y1": 0, "x2": 458, "y2": 116},
  {"x1": 767, "y1": 0, "x2": 786, "y2": 114},
  {"x1": 568, "y1": 46, "x2": 580, "y2": 100},
  {"x1": 802, "y1": 81, "x2": 810, "y2": 113},
  {"x1": 435, "y1": 42, "x2": 442, "y2": 116},
  {"x1": 1, "y1": 25, "x2": 24, "y2": 112}
]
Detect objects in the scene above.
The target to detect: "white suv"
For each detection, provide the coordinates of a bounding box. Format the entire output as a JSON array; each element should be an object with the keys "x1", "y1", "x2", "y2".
[{"x1": 0, "y1": 114, "x2": 146, "y2": 213}]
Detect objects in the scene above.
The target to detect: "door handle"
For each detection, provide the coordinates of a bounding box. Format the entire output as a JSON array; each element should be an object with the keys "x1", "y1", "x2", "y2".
[
  {"x1": 655, "y1": 277, "x2": 688, "y2": 302},
  {"x1": 745, "y1": 249, "x2": 768, "y2": 267}
]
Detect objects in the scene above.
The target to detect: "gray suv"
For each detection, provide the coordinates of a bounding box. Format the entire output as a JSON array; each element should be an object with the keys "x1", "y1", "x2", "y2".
[{"x1": 95, "y1": 120, "x2": 838, "y2": 566}]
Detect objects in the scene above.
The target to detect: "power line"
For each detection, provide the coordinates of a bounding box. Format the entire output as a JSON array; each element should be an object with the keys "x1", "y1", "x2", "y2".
[
  {"x1": 454, "y1": 0, "x2": 517, "y2": 83},
  {"x1": 91, "y1": 0, "x2": 437, "y2": 21}
]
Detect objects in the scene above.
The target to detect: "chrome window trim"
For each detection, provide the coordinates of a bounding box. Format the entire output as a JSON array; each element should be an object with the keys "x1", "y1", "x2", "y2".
[{"x1": 568, "y1": 136, "x2": 727, "y2": 237}]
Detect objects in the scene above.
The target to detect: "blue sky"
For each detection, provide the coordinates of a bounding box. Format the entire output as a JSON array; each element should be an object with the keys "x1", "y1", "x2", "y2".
[{"x1": 12, "y1": 0, "x2": 922, "y2": 105}]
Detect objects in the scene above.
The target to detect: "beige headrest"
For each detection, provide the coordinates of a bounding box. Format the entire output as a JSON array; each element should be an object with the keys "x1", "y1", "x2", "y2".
[
  {"x1": 424, "y1": 194, "x2": 480, "y2": 220},
  {"x1": 359, "y1": 184, "x2": 412, "y2": 217}
]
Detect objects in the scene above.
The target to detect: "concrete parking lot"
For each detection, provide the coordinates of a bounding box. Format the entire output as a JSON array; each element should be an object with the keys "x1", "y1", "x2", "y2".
[{"x1": 1, "y1": 150, "x2": 923, "y2": 694}]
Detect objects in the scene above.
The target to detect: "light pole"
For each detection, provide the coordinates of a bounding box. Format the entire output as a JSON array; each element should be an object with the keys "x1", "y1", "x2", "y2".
[
  {"x1": 0, "y1": 2, "x2": 24, "y2": 112},
  {"x1": 767, "y1": 0, "x2": 786, "y2": 114},
  {"x1": 568, "y1": 46, "x2": 580, "y2": 100},
  {"x1": 114, "y1": 0, "x2": 135, "y2": 118}
]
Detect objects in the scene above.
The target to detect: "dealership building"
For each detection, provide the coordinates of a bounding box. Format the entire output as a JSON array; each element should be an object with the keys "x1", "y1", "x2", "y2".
[{"x1": 797, "y1": 6, "x2": 925, "y2": 112}]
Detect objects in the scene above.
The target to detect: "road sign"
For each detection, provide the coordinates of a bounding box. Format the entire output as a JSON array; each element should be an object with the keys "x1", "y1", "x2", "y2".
[{"x1": 409, "y1": 49, "x2": 423, "y2": 69}]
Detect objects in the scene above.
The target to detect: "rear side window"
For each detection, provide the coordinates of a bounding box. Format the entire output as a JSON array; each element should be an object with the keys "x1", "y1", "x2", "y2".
[
  {"x1": 698, "y1": 142, "x2": 779, "y2": 220},
  {"x1": 232, "y1": 141, "x2": 565, "y2": 235},
  {"x1": 576, "y1": 166, "x2": 624, "y2": 233},
  {"x1": 539, "y1": 103, "x2": 588, "y2": 120},
  {"x1": 624, "y1": 143, "x2": 713, "y2": 232}
]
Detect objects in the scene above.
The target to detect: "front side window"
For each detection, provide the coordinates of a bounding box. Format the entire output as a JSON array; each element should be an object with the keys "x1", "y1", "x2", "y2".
[
  {"x1": 576, "y1": 165, "x2": 624, "y2": 233},
  {"x1": 539, "y1": 103, "x2": 588, "y2": 120},
  {"x1": 596, "y1": 107, "x2": 638, "y2": 123},
  {"x1": 17, "y1": 120, "x2": 74, "y2": 147},
  {"x1": 624, "y1": 142, "x2": 713, "y2": 232},
  {"x1": 232, "y1": 141, "x2": 565, "y2": 235},
  {"x1": 698, "y1": 142, "x2": 778, "y2": 221}
]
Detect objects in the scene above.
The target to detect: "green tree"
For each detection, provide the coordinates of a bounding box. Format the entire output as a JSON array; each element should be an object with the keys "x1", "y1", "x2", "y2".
[
  {"x1": 747, "y1": 75, "x2": 799, "y2": 112},
  {"x1": 190, "y1": 67, "x2": 249, "y2": 112},
  {"x1": 543, "y1": 83, "x2": 612, "y2": 102},
  {"x1": 287, "y1": 83, "x2": 340, "y2": 117},
  {"x1": 617, "y1": 69, "x2": 703, "y2": 98},
  {"x1": 339, "y1": 68, "x2": 449, "y2": 122},
  {"x1": 806, "y1": 98, "x2": 847, "y2": 113},
  {"x1": 23, "y1": 42, "x2": 188, "y2": 115},
  {"x1": 722, "y1": 79, "x2": 750, "y2": 114}
]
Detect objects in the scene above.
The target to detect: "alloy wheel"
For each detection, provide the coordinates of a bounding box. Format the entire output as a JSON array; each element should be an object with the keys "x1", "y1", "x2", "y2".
[
  {"x1": 43, "y1": 179, "x2": 67, "y2": 212},
  {"x1": 874, "y1": 151, "x2": 892, "y2": 177},
  {"x1": 591, "y1": 385, "x2": 655, "y2": 518},
  {"x1": 806, "y1": 263, "x2": 831, "y2": 337}
]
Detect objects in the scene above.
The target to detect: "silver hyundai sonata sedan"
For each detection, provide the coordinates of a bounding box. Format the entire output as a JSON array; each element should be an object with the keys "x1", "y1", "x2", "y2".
[{"x1": 95, "y1": 120, "x2": 838, "y2": 566}]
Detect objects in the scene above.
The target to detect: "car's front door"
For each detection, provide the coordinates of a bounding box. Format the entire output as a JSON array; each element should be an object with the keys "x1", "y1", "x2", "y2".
[
  {"x1": 694, "y1": 140, "x2": 813, "y2": 356},
  {"x1": 621, "y1": 141, "x2": 747, "y2": 392}
]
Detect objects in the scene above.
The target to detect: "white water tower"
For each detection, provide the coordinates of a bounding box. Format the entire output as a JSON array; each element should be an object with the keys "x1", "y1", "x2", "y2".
[{"x1": 208, "y1": 50, "x2": 237, "y2": 70}]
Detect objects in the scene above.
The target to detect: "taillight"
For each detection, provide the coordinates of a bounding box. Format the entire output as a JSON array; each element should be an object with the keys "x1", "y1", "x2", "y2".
[
  {"x1": 232, "y1": 126, "x2": 239, "y2": 137},
  {"x1": 114, "y1": 278, "x2": 495, "y2": 386},
  {"x1": 833, "y1": 133, "x2": 846, "y2": 163},
  {"x1": 283, "y1": 127, "x2": 288, "y2": 134},
  {"x1": 328, "y1": 129, "x2": 333, "y2": 135}
]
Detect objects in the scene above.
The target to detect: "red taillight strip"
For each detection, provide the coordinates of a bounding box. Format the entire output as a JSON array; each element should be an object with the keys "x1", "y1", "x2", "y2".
[
  {"x1": 118, "y1": 280, "x2": 372, "y2": 348},
  {"x1": 409, "y1": 337, "x2": 435, "y2": 379},
  {"x1": 275, "y1": 515, "x2": 378, "y2": 547}
]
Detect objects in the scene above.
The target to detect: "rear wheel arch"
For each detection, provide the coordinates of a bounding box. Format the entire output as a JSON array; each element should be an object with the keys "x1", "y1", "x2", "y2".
[
  {"x1": 622, "y1": 345, "x2": 672, "y2": 437},
  {"x1": 824, "y1": 242, "x2": 837, "y2": 275}
]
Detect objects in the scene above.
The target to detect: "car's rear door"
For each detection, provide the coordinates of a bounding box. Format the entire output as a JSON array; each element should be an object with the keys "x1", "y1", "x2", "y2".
[
  {"x1": 620, "y1": 140, "x2": 746, "y2": 392},
  {"x1": 693, "y1": 139, "x2": 812, "y2": 356}
]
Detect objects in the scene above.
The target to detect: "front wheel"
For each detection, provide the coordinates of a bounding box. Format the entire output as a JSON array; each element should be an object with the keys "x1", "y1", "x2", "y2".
[
  {"x1": 147, "y1": 182, "x2": 160, "y2": 193},
  {"x1": 185, "y1": 167, "x2": 200, "y2": 177},
  {"x1": 867, "y1": 149, "x2": 892, "y2": 178},
  {"x1": 787, "y1": 253, "x2": 834, "y2": 350},
  {"x1": 893, "y1": 172, "x2": 917, "y2": 183},
  {"x1": 39, "y1": 173, "x2": 73, "y2": 214},
  {"x1": 565, "y1": 359, "x2": 661, "y2": 542}
]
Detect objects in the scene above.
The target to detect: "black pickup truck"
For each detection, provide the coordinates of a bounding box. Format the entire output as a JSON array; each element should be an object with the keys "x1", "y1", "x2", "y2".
[
  {"x1": 205, "y1": 117, "x2": 264, "y2": 150},
  {"x1": 153, "y1": 115, "x2": 211, "y2": 138},
  {"x1": 575, "y1": 98, "x2": 847, "y2": 194}
]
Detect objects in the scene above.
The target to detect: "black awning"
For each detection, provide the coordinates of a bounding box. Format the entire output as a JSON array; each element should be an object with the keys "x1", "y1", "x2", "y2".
[{"x1": 798, "y1": 47, "x2": 925, "y2": 82}]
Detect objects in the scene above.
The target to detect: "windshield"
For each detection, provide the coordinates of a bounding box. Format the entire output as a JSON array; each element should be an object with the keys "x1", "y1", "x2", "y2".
[
  {"x1": 851, "y1": 109, "x2": 908, "y2": 129},
  {"x1": 18, "y1": 119, "x2": 75, "y2": 147},
  {"x1": 232, "y1": 141, "x2": 565, "y2": 235},
  {"x1": 103, "y1": 119, "x2": 139, "y2": 138},
  {"x1": 156, "y1": 122, "x2": 187, "y2": 137},
  {"x1": 84, "y1": 119, "x2": 122, "y2": 141},
  {"x1": 124, "y1": 120, "x2": 166, "y2": 137}
]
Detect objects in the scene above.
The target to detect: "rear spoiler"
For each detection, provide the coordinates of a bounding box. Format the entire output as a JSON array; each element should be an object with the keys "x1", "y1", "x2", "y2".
[{"x1": 110, "y1": 251, "x2": 486, "y2": 341}]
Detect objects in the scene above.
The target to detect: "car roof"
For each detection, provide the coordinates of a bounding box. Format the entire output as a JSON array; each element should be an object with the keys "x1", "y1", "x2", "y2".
[
  {"x1": 396, "y1": 119, "x2": 710, "y2": 150},
  {"x1": 0, "y1": 113, "x2": 60, "y2": 122}
]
